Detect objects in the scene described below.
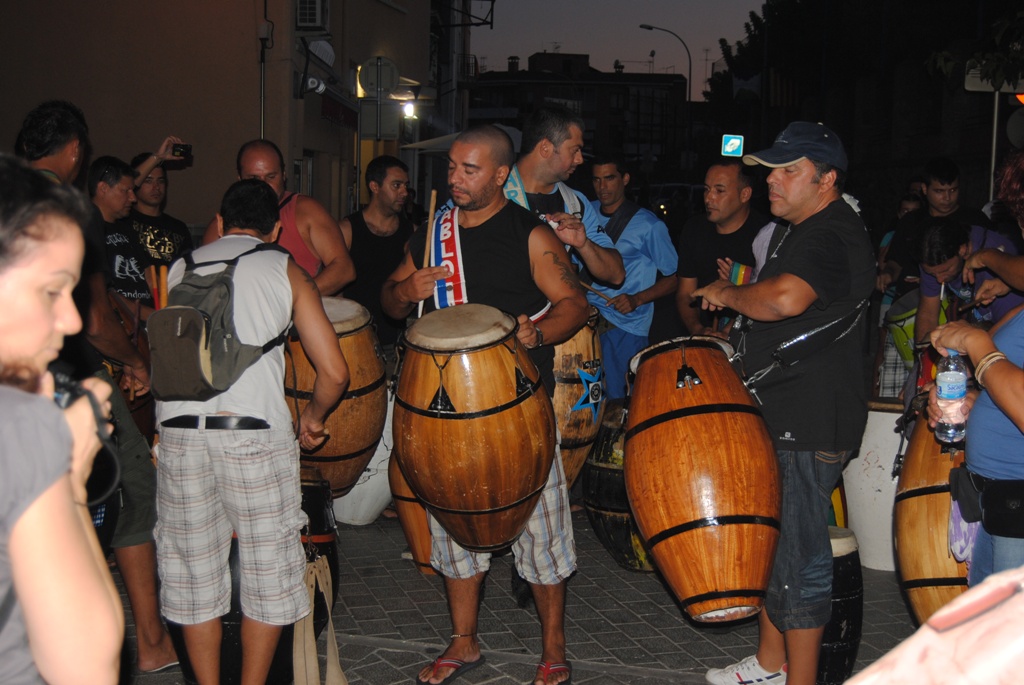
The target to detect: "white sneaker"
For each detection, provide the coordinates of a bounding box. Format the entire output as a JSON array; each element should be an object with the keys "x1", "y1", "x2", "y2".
[{"x1": 705, "y1": 654, "x2": 787, "y2": 684}]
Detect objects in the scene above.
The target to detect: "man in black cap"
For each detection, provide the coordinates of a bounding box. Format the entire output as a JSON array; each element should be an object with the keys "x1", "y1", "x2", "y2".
[{"x1": 695, "y1": 122, "x2": 875, "y2": 685}]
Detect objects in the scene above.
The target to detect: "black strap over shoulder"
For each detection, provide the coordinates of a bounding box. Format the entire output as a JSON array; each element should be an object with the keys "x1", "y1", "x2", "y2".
[
  {"x1": 602, "y1": 200, "x2": 642, "y2": 245},
  {"x1": 184, "y1": 242, "x2": 288, "y2": 272}
]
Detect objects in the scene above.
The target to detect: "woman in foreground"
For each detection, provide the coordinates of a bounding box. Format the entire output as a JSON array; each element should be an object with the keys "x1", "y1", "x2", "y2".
[{"x1": 0, "y1": 155, "x2": 123, "y2": 684}]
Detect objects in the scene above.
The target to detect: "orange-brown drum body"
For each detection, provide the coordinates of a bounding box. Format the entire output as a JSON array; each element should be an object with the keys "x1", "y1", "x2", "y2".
[
  {"x1": 624, "y1": 337, "x2": 780, "y2": 622},
  {"x1": 894, "y1": 414, "x2": 968, "y2": 623},
  {"x1": 392, "y1": 304, "x2": 556, "y2": 553},
  {"x1": 286, "y1": 298, "x2": 388, "y2": 497},
  {"x1": 388, "y1": 456, "x2": 436, "y2": 575},
  {"x1": 552, "y1": 307, "x2": 605, "y2": 485}
]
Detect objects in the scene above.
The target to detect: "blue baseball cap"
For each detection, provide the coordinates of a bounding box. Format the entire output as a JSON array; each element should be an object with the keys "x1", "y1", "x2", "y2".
[{"x1": 743, "y1": 121, "x2": 848, "y2": 172}]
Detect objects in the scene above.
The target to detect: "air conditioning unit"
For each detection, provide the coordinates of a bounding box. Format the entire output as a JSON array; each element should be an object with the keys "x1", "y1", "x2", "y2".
[{"x1": 296, "y1": 0, "x2": 329, "y2": 31}]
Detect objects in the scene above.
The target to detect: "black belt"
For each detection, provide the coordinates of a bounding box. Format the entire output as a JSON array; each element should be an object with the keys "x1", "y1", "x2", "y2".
[{"x1": 161, "y1": 415, "x2": 270, "y2": 430}]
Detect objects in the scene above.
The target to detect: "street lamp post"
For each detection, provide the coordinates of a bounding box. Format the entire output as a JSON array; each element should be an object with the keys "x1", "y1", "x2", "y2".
[{"x1": 639, "y1": 23, "x2": 692, "y2": 168}]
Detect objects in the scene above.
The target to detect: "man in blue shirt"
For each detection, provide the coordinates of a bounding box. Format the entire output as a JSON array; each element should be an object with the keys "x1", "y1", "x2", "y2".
[{"x1": 588, "y1": 155, "x2": 677, "y2": 398}]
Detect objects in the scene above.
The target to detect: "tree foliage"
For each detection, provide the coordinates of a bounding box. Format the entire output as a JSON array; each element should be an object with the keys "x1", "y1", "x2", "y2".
[{"x1": 930, "y1": 9, "x2": 1024, "y2": 90}]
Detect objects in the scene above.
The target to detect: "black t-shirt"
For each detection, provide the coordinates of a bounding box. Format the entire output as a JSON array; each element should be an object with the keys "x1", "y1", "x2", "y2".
[
  {"x1": 129, "y1": 209, "x2": 193, "y2": 267},
  {"x1": 105, "y1": 218, "x2": 152, "y2": 304},
  {"x1": 731, "y1": 200, "x2": 875, "y2": 451},
  {"x1": 407, "y1": 201, "x2": 555, "y2": 394},
  {"x1": 676, "y1": 208, "x2": 769, "y2": 285},
  {"x1": 344, "y1": 211, "x2": 414, "y2": 347}
]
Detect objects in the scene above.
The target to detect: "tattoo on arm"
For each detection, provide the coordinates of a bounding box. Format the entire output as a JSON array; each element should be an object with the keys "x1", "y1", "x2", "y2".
[
  {"x1": 301, "y1": 267, "x2": 320, "y2": 295},
  {"x1": 545, "y1": 250, "x2": 583, "y2": 293}
]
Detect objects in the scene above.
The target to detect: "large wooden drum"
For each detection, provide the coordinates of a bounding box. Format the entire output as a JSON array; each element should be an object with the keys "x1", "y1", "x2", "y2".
[
  {"x1": 552, "y1": 307, "x2": 605, "y2": 485},
  {"x1": 392, "y1": 304, "x2": 556, "y2": 552},
  {"x1": 286, "y1": 297, "x2": 388, "y2": 497},
  {"x1": 894, "y1": 413, "x2": 968, "y2": 624},
  {"x1": 582, "y1": 398, "x2": 654, "y2": 572},
  {"x1": 389, "y1": 455, "x2": 436, "y2": 575},
  {"x1": 817, "y1": 526, "x2": 864, "y2": 685},
  {"x1": 624, "y1": 336, "x2": 780, "y2": 622}
]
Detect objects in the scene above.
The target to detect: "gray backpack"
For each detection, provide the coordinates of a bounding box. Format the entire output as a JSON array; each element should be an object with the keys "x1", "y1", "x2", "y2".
[{"x1": 148, "y1": 243, "x2": 290, "y2": 401}]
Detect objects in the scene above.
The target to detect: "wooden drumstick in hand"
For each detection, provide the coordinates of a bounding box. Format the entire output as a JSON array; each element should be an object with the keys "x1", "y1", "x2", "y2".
[{"x1": 417, "y1": 189, "x2": 438, "y2": 319}]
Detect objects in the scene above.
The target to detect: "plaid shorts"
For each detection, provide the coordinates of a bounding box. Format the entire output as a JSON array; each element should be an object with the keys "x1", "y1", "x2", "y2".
[
  {"x1": 877, "y1": 333, "x2": 909, "y2": 399},
  {"x1": 429, "y1": 451, "x2": 576, "y2": 585},
  {"x1": 155, "y1": 425, "x2": 309, "y2": 626}
]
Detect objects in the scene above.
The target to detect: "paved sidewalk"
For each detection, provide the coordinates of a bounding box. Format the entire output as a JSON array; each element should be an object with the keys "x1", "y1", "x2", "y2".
[{"x1": 126, "y1": 510, "x2": 916, "y2": 685}]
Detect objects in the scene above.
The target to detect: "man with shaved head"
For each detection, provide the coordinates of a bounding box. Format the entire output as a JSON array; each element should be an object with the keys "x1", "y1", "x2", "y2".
[
  {"x1": 204, "y1": 139, "x2": 355, "y2": 296},
  {"x1": 382, "y1": 124, "x2": 587, "y2": 685}
]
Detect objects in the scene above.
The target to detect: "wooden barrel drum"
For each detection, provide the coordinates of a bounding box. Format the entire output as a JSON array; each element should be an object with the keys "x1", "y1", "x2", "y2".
[
  {"x1": 392, "y1": 304, "x2": 556, "y2": 552},
  {"x1": 894, "y1": 413, "x2": 968, "y2": 624},
  {"x1": 582, "y1": 398, "x2": 654, "y2": 572},
  {"x1": 552, "y1": 306, "x2": 605, "y2": 485},
  {"x1": 286, "y1": 297, "x2": 388, "y2": 497},
  {"x1": 817, "y1": 526, "x2": 864, "y2": 685},
  {"x1": 388, "y1": 455, "x2": 436, "y2": 575},
  {"x1": 624, "y1": 336, "x2": 780, "y2": 622}
]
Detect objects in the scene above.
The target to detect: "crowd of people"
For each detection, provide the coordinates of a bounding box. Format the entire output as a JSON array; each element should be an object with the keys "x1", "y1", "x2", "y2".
[{"x1": 2, "y1": 96, "x2": 1023, "y2": 685}]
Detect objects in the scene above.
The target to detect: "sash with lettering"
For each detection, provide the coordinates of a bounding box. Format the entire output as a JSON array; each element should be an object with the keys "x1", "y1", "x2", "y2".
[
  {"x1": 429, "y1": 204, "x2": 467, "y2": 310},
  {"x1": 428, "y1": 200, "x2": 552, "y2": 322}
]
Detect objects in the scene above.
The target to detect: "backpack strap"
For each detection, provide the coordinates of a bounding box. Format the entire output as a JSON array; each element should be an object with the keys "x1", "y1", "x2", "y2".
[{"x1": 179, "y1": 242, "x2": 292, "y2": 353}]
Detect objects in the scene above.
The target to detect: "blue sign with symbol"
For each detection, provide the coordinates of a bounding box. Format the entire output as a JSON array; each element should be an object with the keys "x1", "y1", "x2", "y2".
[{"x1": 721, "y1": 135, "x2": 744, "y2": 157}]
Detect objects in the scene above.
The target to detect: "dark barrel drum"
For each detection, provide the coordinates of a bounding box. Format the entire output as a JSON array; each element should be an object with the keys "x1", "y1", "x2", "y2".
[
  {"x1": 552, "y1": 306, "x2": 605, "y2": 486},
  {"x1": 894, "y1": 413, "x2": 968, "y2": 624},
  {"x1": 389, "y1": 454, "x2": 436, "y2": 575},
  {"x1": 624, "y1": 337, "x2": 780, "y2": 622},
  {"x1": 166, "y1": 467, "x2": 339, "y2": 685},
  {"x1": 287, "y1": 297, "x2": 388, "y2": 497},
  {"x1": 817, "y1": 526, "x2": 863, "y2": 685},
  {"x1": 582, "y1": 398, "x2": 654, "y2": 572},
  {"x1": 392, "y1": 304, "x2": 555, "y2": 552}
]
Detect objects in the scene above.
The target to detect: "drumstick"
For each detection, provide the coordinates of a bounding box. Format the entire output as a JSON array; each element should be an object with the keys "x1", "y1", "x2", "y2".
[
  {"x1": 581, "y1": 281, "x2": 612, "y2": 302},
  {"x1": 158, "y1": 265, "x2": 168, "y2": 309},
  {"x1": 416, "y1": 189, "x2": 438, "y2": 319},
  {"x1": 958, "y1": 298, "x2": 982, "y2": 314}
]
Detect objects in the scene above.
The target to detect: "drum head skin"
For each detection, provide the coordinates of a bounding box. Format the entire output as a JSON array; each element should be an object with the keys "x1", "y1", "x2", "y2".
[
  {"x1": 322, "y1": 297, "x2": 371, "y2": 334},
  {"x1": 404, "y1": 304, "x2": 516, "y2": 352}
]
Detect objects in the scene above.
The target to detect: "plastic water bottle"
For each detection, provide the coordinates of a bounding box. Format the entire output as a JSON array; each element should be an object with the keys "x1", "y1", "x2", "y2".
[{"x1": 935, "y1": 351, "x2": 968, "y2": 443}]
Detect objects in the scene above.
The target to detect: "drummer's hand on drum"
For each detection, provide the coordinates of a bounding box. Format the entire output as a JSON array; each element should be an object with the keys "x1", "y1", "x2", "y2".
[
  {"x1": 398, "y1": 265, "x2": 449, "y2": 305},
  {"x1": 298, "y1": 409, "x2": 330, "y2": 452},
  {"x1": 608, "y1": 293, "x2": 640, "y2": 314},
  {"x1": 515, "y1": 314, "x2": 544, "y2": 349},
  {"x1": 692, "y1": 279, "x2": 731, "y2": 312}
]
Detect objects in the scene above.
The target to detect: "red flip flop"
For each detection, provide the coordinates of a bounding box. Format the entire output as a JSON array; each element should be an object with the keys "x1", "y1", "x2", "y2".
[{"x1": 534, "y1": 661, "x2": 572, "y2": 685}]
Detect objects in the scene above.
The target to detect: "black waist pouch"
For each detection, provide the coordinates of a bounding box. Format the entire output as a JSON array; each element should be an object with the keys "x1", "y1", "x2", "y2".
[
  {"x1": 949, "y1": 466, "x2": 983, "y2": 523},
  {"x1": 981, "y1": 479, "x2": 1024, "y2": 538}
]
